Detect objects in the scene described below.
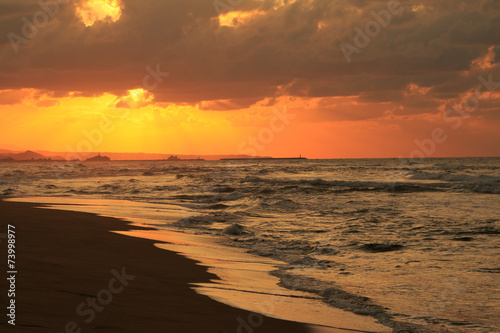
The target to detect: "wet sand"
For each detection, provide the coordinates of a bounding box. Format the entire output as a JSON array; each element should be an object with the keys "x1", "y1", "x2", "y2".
[{"x1": 0, "y1": 199, "x2": 311, "y2": 332}]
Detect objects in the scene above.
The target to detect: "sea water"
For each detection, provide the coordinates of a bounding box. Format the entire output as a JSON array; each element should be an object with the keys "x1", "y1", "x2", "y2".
[{"x1": 1, "y1": 157, "x2": 499, "y2": 332}]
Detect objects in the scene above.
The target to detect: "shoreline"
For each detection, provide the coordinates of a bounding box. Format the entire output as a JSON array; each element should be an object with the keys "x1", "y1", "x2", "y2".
[
  {"x1": 0, "y1": 199, "x2": 313, "y2": 332},
  {"x1": 0, "y1": 196, "x2": 393, "y2": 333}
]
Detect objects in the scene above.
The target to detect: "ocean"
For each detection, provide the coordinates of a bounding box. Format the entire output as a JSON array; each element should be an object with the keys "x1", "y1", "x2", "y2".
[{"x1": 1, "y1": 157, "x2": 499, "y2": 332}]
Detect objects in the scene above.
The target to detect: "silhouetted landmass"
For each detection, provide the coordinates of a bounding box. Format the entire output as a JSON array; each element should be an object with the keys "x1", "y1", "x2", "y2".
[
  {"x1": 0, "y1": 149, "x2": 266, "y2": 161},
  {"x1": 166, "y1": 155, "x2": 204, "y2": 161},
  {"x1": 85, "y1": 154, "x2": 111, "y2": 162},
  {"x1": 0, "y1": 150, "x2": 64, "y2": 161},
  {"x1": 17, "y1": 150, "x2": 45, "y2": 160}
]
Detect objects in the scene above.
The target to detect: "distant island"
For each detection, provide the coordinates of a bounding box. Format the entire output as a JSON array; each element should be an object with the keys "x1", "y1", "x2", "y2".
[
  {"x1": 167, "y1": 155, "x2": 204, "y2": 161},
  {"x1": 85, "y1": 154, "x2": 111, "y2": 162},
  {"x1": 0, "y1": 150, "x2": 64, "y2": 162}
]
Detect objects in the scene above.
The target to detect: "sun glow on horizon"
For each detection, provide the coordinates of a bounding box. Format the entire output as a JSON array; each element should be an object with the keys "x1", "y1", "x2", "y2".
[
  {"x1": 1, "y1": 86, "x2": 499, "y2": 158},
  {"x1": 76, "y1": 0, "x2": 122, "y2": 27}
]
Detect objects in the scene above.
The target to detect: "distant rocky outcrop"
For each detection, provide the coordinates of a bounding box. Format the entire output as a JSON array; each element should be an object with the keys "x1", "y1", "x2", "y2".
[
  {"x1": 15, "y1": 150, "x2": 45, "y2": 160},
  {"x1": 0, "y1": 150, "x2": 51, "y2": 161},
  {"x1": 85, "y1": 154, "x2": 111, "y2": 162}
]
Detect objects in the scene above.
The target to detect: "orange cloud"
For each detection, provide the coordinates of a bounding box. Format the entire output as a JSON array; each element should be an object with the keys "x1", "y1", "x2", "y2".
[{"x1": 76, "y1": 0, "x2": 122, "y2": 27}]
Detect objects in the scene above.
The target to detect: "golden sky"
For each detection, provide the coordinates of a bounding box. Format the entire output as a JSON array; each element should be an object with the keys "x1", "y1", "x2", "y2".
[{"x1": 0, "y1": 0, "x2": 499, "y2": 158}]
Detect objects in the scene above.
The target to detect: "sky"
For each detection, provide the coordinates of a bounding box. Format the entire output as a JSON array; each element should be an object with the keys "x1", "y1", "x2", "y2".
[{"x1": 0, "y1": 0, "x2": 499, "y2": 159}]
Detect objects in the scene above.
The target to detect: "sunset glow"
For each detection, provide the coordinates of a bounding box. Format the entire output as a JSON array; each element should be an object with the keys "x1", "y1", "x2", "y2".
[
  {"x1": 1, "y1": 1, "x2": 499, "y2": 158},
  {"x1": 76, "y1": 0, "x2": 122, "y2": 27}
]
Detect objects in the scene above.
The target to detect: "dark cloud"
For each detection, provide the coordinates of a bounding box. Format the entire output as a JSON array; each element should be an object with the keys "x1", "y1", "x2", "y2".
[{"x1": 0, "y1": 0, "x2": 499, "y2": 108}]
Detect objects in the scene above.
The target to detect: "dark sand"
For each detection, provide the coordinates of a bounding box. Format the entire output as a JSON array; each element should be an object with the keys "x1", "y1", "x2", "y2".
[{"x1": 0, "y1": 200, "x2": 310, "y2": 332}]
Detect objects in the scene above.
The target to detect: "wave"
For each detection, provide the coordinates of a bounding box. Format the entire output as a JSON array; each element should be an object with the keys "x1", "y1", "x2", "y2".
[
  {"x1": 239, "y1": 174, "x2": 500, "y2": 194},
  {"x1": 170, "y1": 192, "x2": 245, "y2": 203},
  {"x1": 151, "y1": 185, "x2": 182, "y2": 191},
  {"x1": 269, "y1": 269, "x2": 430, "y2": 332},
  {"x1": 409, "y1": 171, "x2": 500, "y2": 183},
  {"x1": 240, "y1": 176, "x2": 449, "y2": 193},
  {"x1": 211, "y1": 186, "x2": 236, "y2": 193},
  {"x1": 469, "y1": 184, "x2": 500, "y2": 194},
  {"x1": 173, "y1": 212, "x2": 237, "y2": 227},
  {"x1": 258, "y1": 198, "x2": 301, "y2": 211}
]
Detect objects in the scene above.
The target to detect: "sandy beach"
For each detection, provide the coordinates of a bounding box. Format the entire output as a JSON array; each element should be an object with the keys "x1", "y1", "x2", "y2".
[{"x1": 0, "y1": 199, "x2": 311, "y2": 332}]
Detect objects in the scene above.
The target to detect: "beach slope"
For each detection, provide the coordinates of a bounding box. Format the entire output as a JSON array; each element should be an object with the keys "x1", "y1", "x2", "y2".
[{"x1": 0, "y1": 200, "x2": 311, "y2": 333}]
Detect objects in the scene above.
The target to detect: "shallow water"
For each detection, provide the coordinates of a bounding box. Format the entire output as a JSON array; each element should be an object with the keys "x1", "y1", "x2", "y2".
[
  {"x1": 8, "y1": 196, "x2": 390, "y2": 333},
  {"x1": 2, "y1": 157, "x2": 499, "y2": 332}
]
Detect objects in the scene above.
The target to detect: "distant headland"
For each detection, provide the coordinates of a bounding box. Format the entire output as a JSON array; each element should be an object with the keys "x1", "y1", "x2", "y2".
[
  {"x1": 0, "y1": 150, "x2": 64, "y2": 162},
  {"x1": 167, "y1": 155, "x2": 204, "y2": 161},
  {"x1": 85, "y1": 154, "x2": 111, "y2": 162},
  {"x1": 0, "y1": 149, "x2": 305, "y2": 162}
]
